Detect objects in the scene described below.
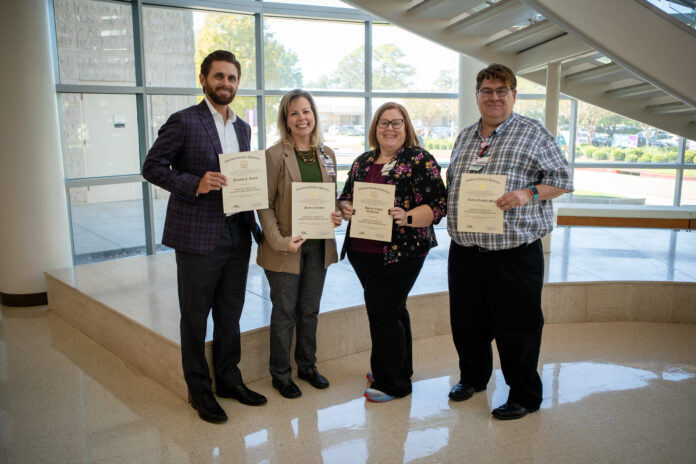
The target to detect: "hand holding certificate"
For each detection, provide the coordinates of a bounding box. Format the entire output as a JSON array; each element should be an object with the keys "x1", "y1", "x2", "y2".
[
  {"x1": 218, "y1": 150, "x2": 268, "y2": 214},
  {"x1": 291, "y1": 182, "x2": 336, "y2": 239},
  {"x1": 457, "y1": 174, "x2": 506, "y2": 234},
  {"x1": 349, "y1": 181, "x2": 396, "y2": 242}
]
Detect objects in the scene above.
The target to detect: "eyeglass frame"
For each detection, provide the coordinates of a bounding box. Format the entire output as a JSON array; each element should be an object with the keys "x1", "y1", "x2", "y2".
[
  {"x1": 376, "y1": 118, "x2": 405, "y2": 129},
  {"x1": 476, "y1": 87, "x2": 515, "y2": 99}
]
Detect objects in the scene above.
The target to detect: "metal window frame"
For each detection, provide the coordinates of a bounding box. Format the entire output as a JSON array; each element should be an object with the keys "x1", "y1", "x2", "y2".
[{"x1": 52, "y1": 0, "x2": 694, "y2": 265}]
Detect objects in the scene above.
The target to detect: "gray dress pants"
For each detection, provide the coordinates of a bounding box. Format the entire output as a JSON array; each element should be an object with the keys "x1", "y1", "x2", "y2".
[{"x1": 265, "y1": 242, "x2": 326, "y2": 381}]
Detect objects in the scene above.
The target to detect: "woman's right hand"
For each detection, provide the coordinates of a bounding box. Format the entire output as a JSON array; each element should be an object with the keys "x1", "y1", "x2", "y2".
[
  {"x1": 287, "y1": 235, "x2": 306, "y2": 253},
  {"x1": 339, "y1": 201, "x2": 354, "y2": 220}
]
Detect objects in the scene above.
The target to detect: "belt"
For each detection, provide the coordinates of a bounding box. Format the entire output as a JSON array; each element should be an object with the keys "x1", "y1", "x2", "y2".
[{"x1": 465, "y1": 241, "x2": 534, "y2": 253}]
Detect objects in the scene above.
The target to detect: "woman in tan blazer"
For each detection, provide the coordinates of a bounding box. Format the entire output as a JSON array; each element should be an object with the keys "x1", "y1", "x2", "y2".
[{"x1": 257, "y1": 89, "x2": 341, "y2": 399}]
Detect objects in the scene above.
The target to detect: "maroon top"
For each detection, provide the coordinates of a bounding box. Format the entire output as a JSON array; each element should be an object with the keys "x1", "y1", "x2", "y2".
[{"x1": 349, "y1": 163, "x2": 390, "y2": 254}]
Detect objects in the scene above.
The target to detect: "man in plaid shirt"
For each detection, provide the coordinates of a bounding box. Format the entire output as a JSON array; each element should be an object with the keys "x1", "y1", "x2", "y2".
[{"x1": 446, "y1": 63, "x2": 573, "y2": 420}]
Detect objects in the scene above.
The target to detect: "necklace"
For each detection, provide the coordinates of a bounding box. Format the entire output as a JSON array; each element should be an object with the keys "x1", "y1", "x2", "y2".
[{"x1": 294, "y1": 145, "x2": 316, "y2": 166}]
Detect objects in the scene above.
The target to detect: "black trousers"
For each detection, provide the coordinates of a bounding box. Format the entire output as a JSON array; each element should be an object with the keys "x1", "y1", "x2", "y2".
[
  {"x1": 348, "y1": 251, "x2": 425, "y2": 397},
  {"x1": 448, "y1": 239, "x2": 544, "y2": 410},
  {"x1": 175, "y1": 216, "x2": 251, "y2": 394}
]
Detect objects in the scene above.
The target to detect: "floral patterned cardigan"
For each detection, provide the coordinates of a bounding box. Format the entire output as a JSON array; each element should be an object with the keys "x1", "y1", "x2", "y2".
[{"x1": 338, "y1": 145, "x2": 447, "y2": 264}]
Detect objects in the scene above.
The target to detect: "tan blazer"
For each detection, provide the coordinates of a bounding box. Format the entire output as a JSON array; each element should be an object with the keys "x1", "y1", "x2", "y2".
[{"x1": 256, "y1": 142, "x2": 339, "y2": 274}]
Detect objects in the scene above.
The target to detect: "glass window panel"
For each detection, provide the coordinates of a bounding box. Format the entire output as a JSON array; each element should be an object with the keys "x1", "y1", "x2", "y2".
[
  {"x1": 574, "y1": 101, "x2": 680, "y2": 164},
  {"x1": 682, "y1": 170, "x2": 696, "y2": 205},
  {"x1": 515, "y1": 98, "x2": 545, "y2": 124},
  {"x1": 148, "y1": 95, "x2": 198, "y2": 144},
  {"x1": 316, "y1": 97, "x2": 366, "y2": 163},
  {"x1": 273, "y1": 0, "x2": 350, "y2": 7},
  {"x1": 230, "y1": 97, "x2": 260, "y2": 151},
  {"x1": 152, "y1": 185, "x2": 170, "y2": 250},
  {"x1": 148, "y1": 95, "x2": 258, "y2": 151},
  {"x1": 69, "y1": 183, "x2": 145, "y2": 264},
  {"x1": 572, "y1": 168, "x2": 676, "y2": 205},
  {"x1": 372, "y1": 97, "x2": 458, "y2": 164},
  {"x1": 60, "y1": 93, "x2": 140, "y2": 178},
  {"x1": 264, "y1": 18, "x2": 363, "y2": 91},
  {"x1": 53, "y1": 0, "x2": 136, "y2": 85},
  {"x1": 516, "y1": 98, "x2": 572, "y2": 159},
  {"x1": 516, "y1": 77, "x2": 545, "y2": 94},
  {"x1": 143, "y1": 8, "x2": 256, "y2": 89},
  {"x1": 372, "y1": 24, "x2": 458, "y2": 92},
  {"x1": 682, "y1": 139, "x2": 696, "y2": 205},
  {"x1": 265, "y1": 95, "x2": 365, "y2": 162}
]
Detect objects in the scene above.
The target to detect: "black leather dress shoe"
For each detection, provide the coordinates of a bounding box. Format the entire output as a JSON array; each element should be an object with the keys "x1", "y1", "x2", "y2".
[
  {"x1": 189, "y1": 390, "x2": 227, "y2": 423},
  {"x1": 216, "y1": 383, "x2": 267, "y2": 406},
  {"x1": 491, "y1": 401, "x2": 539, "y2": 420},
  {"x1": 298, "y1": 367, "x2": 330, "y2": 389},
  {"x1": 272, "y1": 378, "x2": 302, "y2": 398},
  {"x1": 448, "y1": 382, "x2": 486, "y2": 402}
]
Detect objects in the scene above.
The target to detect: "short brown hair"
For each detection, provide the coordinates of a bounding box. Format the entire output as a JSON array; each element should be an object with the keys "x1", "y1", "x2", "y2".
[
  {"x1": 200, "y1": 50, "x2": 241, "y2": 79},
  {"x1": 368, "y1": 102, "x2": 419, "y2": 151},
  {"x1": 276, "y1": 89, "x2": 322, "y2": 147},
  {"x1": 475, "y1": 63, "x2": 516, "y2": 91}
]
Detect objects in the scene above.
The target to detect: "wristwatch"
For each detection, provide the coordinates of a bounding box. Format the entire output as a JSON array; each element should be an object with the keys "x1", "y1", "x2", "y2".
[
  {"x1": 407, "y1": 214, "x2": 413, "y2": 225},
  {"x1": 527, "y1": 185, "x2": 539, "y2": 201}
]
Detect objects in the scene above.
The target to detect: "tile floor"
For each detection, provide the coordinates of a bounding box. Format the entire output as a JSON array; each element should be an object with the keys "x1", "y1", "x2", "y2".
[{"x1": 1, "y1": 306, "x2": 694, "y2": 463}]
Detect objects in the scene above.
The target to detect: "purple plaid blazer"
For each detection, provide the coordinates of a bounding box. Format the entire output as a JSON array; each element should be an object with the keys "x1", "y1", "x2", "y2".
[{"x1": 142, "y1": 100, "x2": 262, "y2": 255}]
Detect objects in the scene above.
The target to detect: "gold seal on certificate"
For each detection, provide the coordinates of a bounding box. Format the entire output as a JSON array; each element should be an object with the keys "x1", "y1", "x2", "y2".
[
  {"x1": 218, "y1": 150, "x2": 269, "y2": 214},
  {"x1": 291, "y1": 182, "x2": 336, "y2": 239},
  {"x1": 349, "y1": 181, "x2": 396, "y2": 242},
  {"x1": 457, "y1": 173, "x2": 506, "y2": 234}
]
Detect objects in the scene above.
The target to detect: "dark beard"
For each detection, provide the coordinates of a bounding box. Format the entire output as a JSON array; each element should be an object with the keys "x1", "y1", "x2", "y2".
[{"x1": 205, "y1": 84, "x2": 235, "y2": 106}]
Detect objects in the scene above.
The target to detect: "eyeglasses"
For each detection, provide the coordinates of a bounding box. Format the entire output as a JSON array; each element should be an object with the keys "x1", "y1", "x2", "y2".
[
  {"x1": 477, "y1": 88, "x2": 513, "y2": 99},
  {"x1": 377, "y1": 119, "x2": 404, "y2": 129}
]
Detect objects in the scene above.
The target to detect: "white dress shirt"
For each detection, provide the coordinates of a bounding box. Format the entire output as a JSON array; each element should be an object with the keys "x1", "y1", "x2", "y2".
[{"x1": 204, "y1": 96, "x2": 240, "y2": 154}]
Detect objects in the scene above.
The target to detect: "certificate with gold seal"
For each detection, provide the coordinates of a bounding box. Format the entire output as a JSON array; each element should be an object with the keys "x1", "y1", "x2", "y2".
[
  {"x1": 349, "y1": 181, "x2": 396, "y2": 242},
  {"x1": 219, "y1": 150, "x2": 268, "y2": 214},
  {"x1": 291, "y1": 182, "x2": 336, "y2": 239},
  {"x1": 457, "y1": 173, "x2": 506, "y2": 234}
]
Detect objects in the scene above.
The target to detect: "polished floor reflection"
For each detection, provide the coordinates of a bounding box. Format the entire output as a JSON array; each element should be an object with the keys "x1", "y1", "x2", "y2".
[{"x1": 1, "y1": 307, "x2": 694, "y2": 463}]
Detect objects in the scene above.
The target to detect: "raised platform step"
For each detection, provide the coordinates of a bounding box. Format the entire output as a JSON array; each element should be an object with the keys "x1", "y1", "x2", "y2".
[
  {"x1": 556, "y1": 203, "x2": 696, "y2": 229},
  {"x1": 45, "y1": 250, "x2": 696, "y2": 401}
]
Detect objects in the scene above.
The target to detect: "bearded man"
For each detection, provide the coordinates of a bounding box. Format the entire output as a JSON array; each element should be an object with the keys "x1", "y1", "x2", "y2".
[{"x1": 142, "y1": 50, "x2": 266, "y2": 423}]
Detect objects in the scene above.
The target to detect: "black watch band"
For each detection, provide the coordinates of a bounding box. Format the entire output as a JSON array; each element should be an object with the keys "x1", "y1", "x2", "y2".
[{"x1": 407, "y1": 214, "x2": 413, "y2": 225}]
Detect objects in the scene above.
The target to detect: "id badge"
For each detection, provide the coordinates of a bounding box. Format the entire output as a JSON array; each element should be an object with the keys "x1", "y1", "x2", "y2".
[
  {"x1": 469, "y1": 155, "x2": 490, "y2": 172},
  {"x1": 320, "y1": 154, "x2": 336, "y2": 176}
]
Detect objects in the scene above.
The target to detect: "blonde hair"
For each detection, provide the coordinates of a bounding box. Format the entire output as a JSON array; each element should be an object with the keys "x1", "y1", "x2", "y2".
[
  {"x1": 368, "y1": 102, "x2": 418, "y2": 151},
  {"x1": 277, "y1": 89, "x2": 322, "y2": 147}
]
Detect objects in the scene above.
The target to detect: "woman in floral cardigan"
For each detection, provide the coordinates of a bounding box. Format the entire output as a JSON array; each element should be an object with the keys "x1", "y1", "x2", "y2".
[{"x1": 338, "y1": 102, "x2": 447, "y2": 402}]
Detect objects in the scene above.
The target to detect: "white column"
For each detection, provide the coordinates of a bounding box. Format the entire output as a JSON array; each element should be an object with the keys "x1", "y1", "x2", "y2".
[
  {"x1": 458, "y1": 54, "x2": 486, "y2": 131},
  {"x1": 543, "y1": 62, "x2": 562, "y2": 255},
  {"x1": 545, "y1": 61, "x2": 562, "y2": 136},
  {"x1": 0, "y1": 0, "x2": 72, "y2": 302}
]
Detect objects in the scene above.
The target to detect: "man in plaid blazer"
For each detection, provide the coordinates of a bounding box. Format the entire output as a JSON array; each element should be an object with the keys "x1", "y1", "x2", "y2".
[{"x1": 143, "y1": 50, "x2": 265, "y2": 423}]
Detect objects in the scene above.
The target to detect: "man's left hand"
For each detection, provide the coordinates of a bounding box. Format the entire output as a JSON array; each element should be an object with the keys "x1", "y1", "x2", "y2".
[{"x1": 496, "y1": 189, "x2": 532, "y2": 211}]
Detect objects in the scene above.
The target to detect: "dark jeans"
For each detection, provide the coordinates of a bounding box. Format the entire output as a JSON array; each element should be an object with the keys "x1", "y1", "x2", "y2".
[
  {"x1": 348, "y1": 251, "x2": 425, "y2": 397},
  {"x1": 448, "y1": 239, "x2": 545, "y2": 409},
  {"x1": 265, "y1": 242, "x2": 327, "y2": 382},
  {"x1": 175, "y1": 216, "x2": 251, "y2": 394}
]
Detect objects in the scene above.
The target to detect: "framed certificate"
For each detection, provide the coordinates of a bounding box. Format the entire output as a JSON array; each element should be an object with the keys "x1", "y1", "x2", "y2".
[
  {"x1": 457, "y1": 174, "x2": 506, "y2": 234},
  {"x1": 219, "y1": 150, "x2": 268, "y2": 214},
  {"x1": 291, "y1": 182, "x2": 336, "y2": 239},
  {"x1": 349, "y1": 181, "x2": 396, "y2": 242}
]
